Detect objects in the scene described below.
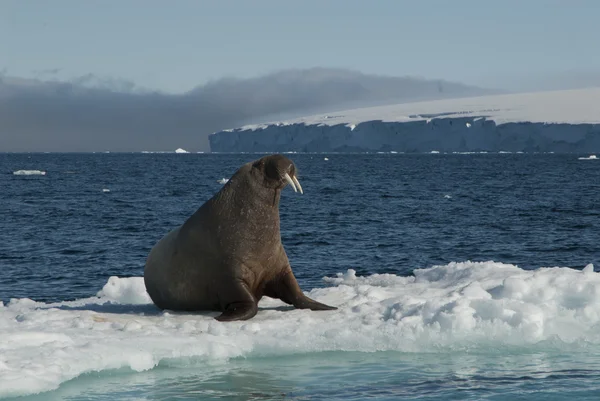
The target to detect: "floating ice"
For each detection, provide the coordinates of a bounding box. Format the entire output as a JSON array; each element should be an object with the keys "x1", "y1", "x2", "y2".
[
  {"x1": 578, "y1": 155, "x2": 597, "y2": 160},
  {"x1": 1, "y1": 261, "x2": 600, "y2": 398},
  {"x1": 96, "y1": 276, "x2": 152, "y2": 305},
  {"x1": 12, "y1": 170, "x2": 46, "y2": 176},
  {"x1": 217, "y1": 178, "x2": 229, "y2": 184},
  {"x1": 102, "y1": 189, "x2": 110, "y2": 193},
  {"x1": 324, "y1": 157, "x2": 329, "y2": 161},
  {"x1": 175, "y1": 148, "x2": 189, "y2": 154}
]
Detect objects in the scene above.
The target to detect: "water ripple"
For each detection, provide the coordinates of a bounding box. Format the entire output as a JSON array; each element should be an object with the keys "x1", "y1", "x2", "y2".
[{"x1": 1, "y1": 153, "x2": 599, "y2": 303}]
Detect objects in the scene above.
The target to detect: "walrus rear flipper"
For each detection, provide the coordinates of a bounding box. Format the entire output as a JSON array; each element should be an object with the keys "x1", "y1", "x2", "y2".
[
  {"x1": 215, "y1": 282, "x2": 259, "y2": 322},
  {"x1": 266, "y1": 269, "x2": 337, "y2": 312}
]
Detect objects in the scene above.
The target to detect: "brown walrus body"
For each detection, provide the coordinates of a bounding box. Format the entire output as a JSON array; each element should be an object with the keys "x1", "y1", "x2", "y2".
[{"x1": 143, "y1": 154, "x2": 337, "y2": 321}]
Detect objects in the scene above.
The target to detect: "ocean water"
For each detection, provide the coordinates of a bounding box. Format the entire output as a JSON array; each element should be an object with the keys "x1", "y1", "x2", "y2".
[{"x1": 1, "y1": 152, "x2": 599, "y2": 400}]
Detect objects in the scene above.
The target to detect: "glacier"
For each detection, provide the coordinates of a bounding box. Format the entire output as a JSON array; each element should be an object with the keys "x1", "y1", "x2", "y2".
[{"x1": 209, "y1": 88, "x2": 600, "y2": 153}]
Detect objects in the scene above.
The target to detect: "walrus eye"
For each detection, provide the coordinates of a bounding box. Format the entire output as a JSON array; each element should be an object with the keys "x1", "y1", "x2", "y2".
[{"x1": 264, "y1": 161, "x2": 280, "y2": 181}]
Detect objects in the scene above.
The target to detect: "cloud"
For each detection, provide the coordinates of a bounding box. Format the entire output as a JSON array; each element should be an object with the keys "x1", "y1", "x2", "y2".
[
  {"x1": 32, "y1": 68, "x2": 62, "y2": 76},
  {"x1": 504, "y1": 71, "x2": 600, "y2": 92},
  {"x1": 0, "y1": 68, "x2": 494, "y2": 152}
]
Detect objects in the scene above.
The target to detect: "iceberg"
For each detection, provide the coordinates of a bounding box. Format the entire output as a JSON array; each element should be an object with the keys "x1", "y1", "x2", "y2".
[
  {"x1": 2, "y1": 261, "x2": 600, "y2": 398},
  {"x1": 175, "y1": 148, "x2": 189, "y2": 154},
  {"x1": 209, "y1": 88, "x2": 600, "y2": 153}
]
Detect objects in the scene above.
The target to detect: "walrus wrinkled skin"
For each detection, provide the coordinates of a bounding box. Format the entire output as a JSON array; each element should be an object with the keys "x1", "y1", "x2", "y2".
[{"x1": 143, "y1": 154, "x2": 337, "y2": 321}]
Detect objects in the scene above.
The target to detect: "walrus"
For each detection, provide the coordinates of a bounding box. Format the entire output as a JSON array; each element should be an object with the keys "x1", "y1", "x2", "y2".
[{"x1": 144, "y1": 154, "x2": 337, "y2": 321}]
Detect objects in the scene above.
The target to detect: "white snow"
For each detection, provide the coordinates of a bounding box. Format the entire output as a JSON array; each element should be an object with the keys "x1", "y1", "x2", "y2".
[
  {"x1": 237, "y1": 88, "x2": 600, "y2": 130},
  {"x1": 209, "y1": 88, "x2": 600, "y2": 153},
  {"x1": 2, "y1": 261, "x2": 600, "y2": 398},
  {"x1": 12, "y1": 170, "x2": 46, "y2": 176}
]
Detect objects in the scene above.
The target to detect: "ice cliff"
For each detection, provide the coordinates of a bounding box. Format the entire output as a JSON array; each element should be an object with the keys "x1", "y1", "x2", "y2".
[{"x1": 209, "y1": 88, "x2": 600, "y2": 153}]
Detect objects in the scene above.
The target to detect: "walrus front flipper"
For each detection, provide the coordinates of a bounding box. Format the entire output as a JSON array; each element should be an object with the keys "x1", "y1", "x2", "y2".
[
  {"x1": 216, "y1": 301, "x2": 258, "y2": 321},
  {"x1": 294, "y1": 295, "x2": 338, "y2": 311},
  {"x1": 215, "y1": 282, "x2": 258, "y2": 322},
  {"x1": 266, "y1": 269, "x2": 337, "y2": 311}
]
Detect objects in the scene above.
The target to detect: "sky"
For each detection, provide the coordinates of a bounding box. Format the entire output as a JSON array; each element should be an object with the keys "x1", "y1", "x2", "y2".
[{"x1": 3, "y1": 0, "x2": 600, "y2": 93}]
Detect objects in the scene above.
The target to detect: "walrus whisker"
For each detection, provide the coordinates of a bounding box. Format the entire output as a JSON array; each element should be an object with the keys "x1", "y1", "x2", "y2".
[
  {"x1": 284, "y1": 173, "x2": 297, "y2": 192},
  {"x1": 292, "y1": 175, "x2": 303, "y2": 194}
]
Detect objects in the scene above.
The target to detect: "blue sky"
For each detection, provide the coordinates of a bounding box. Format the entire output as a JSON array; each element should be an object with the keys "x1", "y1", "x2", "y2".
[{"x1": 2, "y1": 0, "x2": 600, "y2": 93}]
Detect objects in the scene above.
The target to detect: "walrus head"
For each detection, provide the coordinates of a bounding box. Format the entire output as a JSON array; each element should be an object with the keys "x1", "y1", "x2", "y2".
[{"x1": 251, "y1": 154, "x2": 303, "y2": 194}]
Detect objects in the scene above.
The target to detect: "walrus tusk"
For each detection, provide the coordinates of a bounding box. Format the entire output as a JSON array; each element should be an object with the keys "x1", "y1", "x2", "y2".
[
  {"x1": 292, "y1": 175, "x2": 303, "y2": 194},
  {"x1": 284, "y1": 173, "x2": 297, "y2": 192}
]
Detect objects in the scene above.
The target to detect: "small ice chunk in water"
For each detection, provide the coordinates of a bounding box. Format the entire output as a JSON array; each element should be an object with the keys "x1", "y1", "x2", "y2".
[
  {"x1": 175, "y1": 148, "x2": 189, "y2": 153},
  {"x1": 102, "y1": 189, "x2": 110, "y2": 193},
  {"x1": 13, "y1": 170, "x2": 46, "y2": 176},
  {"x1": 217, "y1": 178, "x2": 229, "y2": 184}
]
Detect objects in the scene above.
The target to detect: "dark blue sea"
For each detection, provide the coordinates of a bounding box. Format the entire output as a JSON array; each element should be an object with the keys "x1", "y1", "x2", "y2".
[{"x1": 1, "y1": 152, "x2": 600, "y2": 400}]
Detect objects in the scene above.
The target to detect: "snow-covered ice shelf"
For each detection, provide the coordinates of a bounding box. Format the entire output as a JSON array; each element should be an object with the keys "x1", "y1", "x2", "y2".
[{"x1": 209, "y1": 88, "x2": 600, "y2": 153}]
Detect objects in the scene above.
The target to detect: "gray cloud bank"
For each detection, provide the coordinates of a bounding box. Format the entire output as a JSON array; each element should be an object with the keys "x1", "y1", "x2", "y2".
[{"x1": 0, "y1": 68, "x2": 496, "y2": 152}]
